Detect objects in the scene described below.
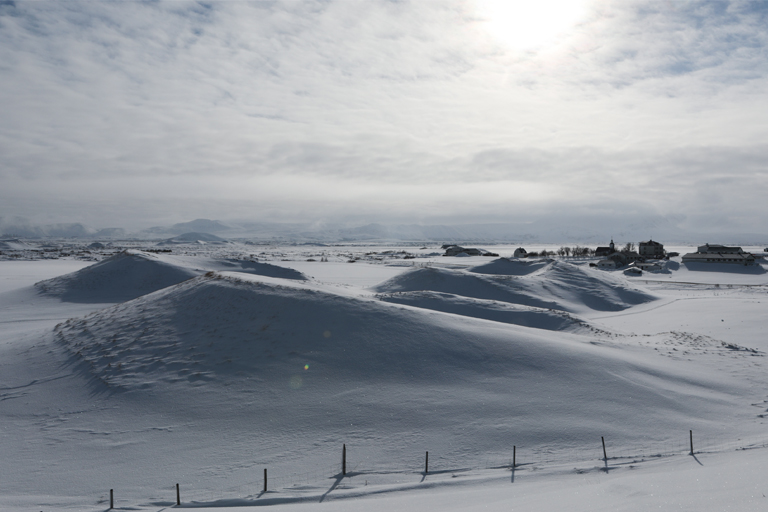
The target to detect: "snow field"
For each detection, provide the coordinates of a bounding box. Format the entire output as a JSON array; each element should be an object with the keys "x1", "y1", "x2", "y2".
[{"x1": 0, "y1": 249, "x2": 767, "y2": 510}]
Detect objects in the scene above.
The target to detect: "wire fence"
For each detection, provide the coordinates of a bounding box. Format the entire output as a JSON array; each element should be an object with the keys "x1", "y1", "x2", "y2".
[{"x1": 102, "y1": 432, "x2": 768, "y2": 509}]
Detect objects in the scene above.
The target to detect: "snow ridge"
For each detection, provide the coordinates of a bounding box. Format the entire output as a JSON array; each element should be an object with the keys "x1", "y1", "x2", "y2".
[{"x1": 373, "y1": 259, "x2": 656, "y2": 314}]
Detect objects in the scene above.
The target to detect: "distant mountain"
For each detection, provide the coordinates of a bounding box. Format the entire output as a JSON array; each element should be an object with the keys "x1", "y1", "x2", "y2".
[
  {"x1": 143, "y1": 219, "x2": 233, "y2": 236},
  {"x1": 1, "y1": 215, "x2": 765, "y2": 244},
  {"x1": 0, "y1": 217, "x2": 97, "y2": 238},
  {"x1": 93, "y1": 227, "x2": 126, "y2": 238},
  {"x1": 157, "y1": 232, "x2": 230, "y2": 245}
]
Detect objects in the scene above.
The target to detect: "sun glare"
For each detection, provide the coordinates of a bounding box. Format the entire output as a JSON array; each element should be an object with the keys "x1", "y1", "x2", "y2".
[{"x1": 477, "y1": 0, "x2": 588, "y2": 51}]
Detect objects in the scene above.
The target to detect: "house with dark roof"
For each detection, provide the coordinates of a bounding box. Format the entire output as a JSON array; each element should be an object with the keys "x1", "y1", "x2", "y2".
[
  {"x1": 595, "y1": 239, "x2": 615, "y2": 257},
  {"x1": 639, "y1": 240, "x2": 664, "y2": 259}
]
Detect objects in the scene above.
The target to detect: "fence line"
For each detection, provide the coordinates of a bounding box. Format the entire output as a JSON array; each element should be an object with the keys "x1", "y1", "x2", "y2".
[{"x1": 104, "y1": 432, "x2": 768, "y2": 509}]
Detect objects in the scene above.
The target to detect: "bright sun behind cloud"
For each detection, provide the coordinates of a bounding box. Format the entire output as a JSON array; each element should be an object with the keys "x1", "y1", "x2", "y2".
[{"x1": 476, "y1": 0, "x2": 589, "y2": 51}]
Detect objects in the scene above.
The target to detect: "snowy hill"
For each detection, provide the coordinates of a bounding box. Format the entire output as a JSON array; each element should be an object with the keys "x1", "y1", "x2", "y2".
[
  {"x1": 35, "y1": 250, "x2": 199, "y2": 302},
  {"x1": 467, "y1": 257, "x2": 550, "y2": 276},
  {"x1": 35, "y1": 250, "x2": 306, "y2": 303},
  {"x1": 373, "y1": 260, "x2": 656, "y2": 314},
  {"x1": 54, "y1": 271, "x2": 747, "y2": 457}
]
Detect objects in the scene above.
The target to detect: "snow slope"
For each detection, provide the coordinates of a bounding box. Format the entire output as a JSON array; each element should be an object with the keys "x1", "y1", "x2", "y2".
[
  {"x1": 34, "y1": 250, "x2": 305, "y2": 302},
  {"x1": 373, "y1": 260, "x2": 655, "y2": 314},
  {"x1": 377, "y1": 291, "x2": 608, "y2": 333},
  {"x1": 467, "y1": 257, "x2": 550, "y2": 276},
  {"x1": 34, "y1": 250, "x2": 199, "y2": 302},
  {"x1": 53, "y1": 271, "x2": 750, "y2": 455}
]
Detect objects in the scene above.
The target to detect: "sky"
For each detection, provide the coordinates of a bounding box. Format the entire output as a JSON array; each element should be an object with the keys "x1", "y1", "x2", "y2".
[{"x1": 1, "y1": 0, "x2": 767, "y2": 234}]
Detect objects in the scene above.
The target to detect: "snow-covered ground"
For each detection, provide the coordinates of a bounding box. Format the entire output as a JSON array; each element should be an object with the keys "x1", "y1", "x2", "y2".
[{"x1": 0, "y1": 245, "x2": 766, "y2": 511}]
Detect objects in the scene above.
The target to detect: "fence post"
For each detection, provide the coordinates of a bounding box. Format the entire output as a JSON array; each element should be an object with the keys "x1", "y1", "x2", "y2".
[
  {"x1": 513, "y1": 445, "x2": 516, "y2": 468},
  {"x1": 264, "y1": 468, "x2": 267, "y2": 493},
  {"x1": 176, "y1": 483, "x2": 180, "y2": 506},
  {"x1": 342, "y1": 444, "x2": 347, "y2": 476},
  {"x1": 601, "y1": 436, "x2": 607, "y2": 460},
  {"x1": 425, "y1": 451, "x2": 429, "y2": 474},
  {"x1": 110, "y1": 489, "x2": 114, "y2": 509},
  {"x1": 690, "y1": 430, "x2": 693, "y2": 455}
]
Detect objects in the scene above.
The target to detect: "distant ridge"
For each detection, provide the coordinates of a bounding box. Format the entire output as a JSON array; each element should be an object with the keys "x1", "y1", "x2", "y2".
[{"x1": 158, "y1": 232, "x2": 229, "y2": 245}]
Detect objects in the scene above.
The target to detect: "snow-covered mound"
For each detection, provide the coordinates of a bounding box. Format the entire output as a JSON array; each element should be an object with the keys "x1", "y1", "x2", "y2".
[
  {"x1": 34, "y1": 251, "x2": 307, "y2": 303},
  {"x1": 372, "y1": 261, "x2": 655, "y2": 314},
  {"x1": 35, "y1": 250, "x2": 198, "y2": 302},
  {"x1": 53, "y1": 271, "x2": 743, "y2": 460},
  {"x1": 377, "y1": 291, "x2": 607, "y2": 334},
  {"x1": 158, "y1": 231, "x2": 229, "y2": 245},
  {"x1": 468, "y1": 257, "x2": 549, "y2": 276},
  {"x1": 194, "y1": 258, "x2": 306, "y2": 280}
]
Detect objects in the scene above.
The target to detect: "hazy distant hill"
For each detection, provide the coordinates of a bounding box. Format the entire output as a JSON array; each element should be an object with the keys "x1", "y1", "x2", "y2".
[{"x1": 3, "y1": 215, "x2": 766, "y2": 244}]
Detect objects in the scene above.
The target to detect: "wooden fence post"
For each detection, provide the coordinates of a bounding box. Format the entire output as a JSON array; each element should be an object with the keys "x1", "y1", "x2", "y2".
[
  {"x1": 513, "y1": 445, "x2": 516, "y2": 468},
  {"x1": 110, "y1": 489, "x2": 114, "y2": 509},
  {"x1": 176, "y1": 483, "x2": 180, "y2": 506},
  {"x1": 425, "y1": 451, "x2": 429, "y2": 474},
  {"x1": 601, "y1": 436, "x2": 607, "y2": 460},
  {"x1": 264, "y1": 468, "x2": 267, "y2": 493},
  {"x1": 342, "y1": 444, "x2": 347, "y2": 476},
  {"x1": 690, "y1": 430, "x2": 693, "y2": 455}
]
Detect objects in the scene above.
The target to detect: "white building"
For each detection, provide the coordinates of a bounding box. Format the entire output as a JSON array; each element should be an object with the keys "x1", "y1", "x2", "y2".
[
  {"x1": 682, "y1": 244, "x2": 756, "y2": 265},
  {"x1": 597, "y1": 259, "x2": 616, "y2": 269}
]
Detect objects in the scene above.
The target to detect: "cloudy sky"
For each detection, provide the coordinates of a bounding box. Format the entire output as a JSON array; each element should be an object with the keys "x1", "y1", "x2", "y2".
[{"x1": 1, "y1": 0, "x2": 767, "y2": 233}]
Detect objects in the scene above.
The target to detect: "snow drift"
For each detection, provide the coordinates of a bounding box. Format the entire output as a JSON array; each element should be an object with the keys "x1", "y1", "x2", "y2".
[
  {"x1": 377, "y1": 291, "x2": 607, "y2": 334},
  {"x1": 53, "y1": 271, "x2": 743, "y2": 460},
  {"x1": 468, "y1": 257, "x2": 550, "y2": 276},
  {"x1": 35, "y1": 250, "x2": 199, "y2": 303},
  {"x1": 373, "y1": 260, "x2": 656, "y2": 314},
  {"x1": 35, "y1": 250, "x2": 306, "y2": 303}
]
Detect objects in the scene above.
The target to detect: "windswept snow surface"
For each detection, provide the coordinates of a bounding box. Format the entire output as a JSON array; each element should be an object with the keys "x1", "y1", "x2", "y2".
[
  {"x1": 467, "y1": 257, "x2": 550, "y2": 276},
  {"x1": 373, "y1": 260, "x2": 656, "y2": 314},
  {"x1": 1, "y1": 250, "x2": 767, "y2": 511}
]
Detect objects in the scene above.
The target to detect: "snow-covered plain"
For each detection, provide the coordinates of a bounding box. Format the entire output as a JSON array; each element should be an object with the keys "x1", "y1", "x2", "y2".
[{"x1": 0, "y1": 244, "x2": 767, "y2": 511}]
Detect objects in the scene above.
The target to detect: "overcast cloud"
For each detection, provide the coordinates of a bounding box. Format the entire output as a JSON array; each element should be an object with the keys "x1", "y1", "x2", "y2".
[{"x1": 1, "y1": 0, "x2": 767, "y2": 234}]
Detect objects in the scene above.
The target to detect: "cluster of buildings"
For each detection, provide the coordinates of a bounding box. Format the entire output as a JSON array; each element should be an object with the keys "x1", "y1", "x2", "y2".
[
  {"x1": 444, "y1": 240, "x2": 763, "y2": 272},
  {"x1": 594, "y1": 240, "x2": 760, "y2": 272},
  {"x1": 594, "y1": 239, "x2": 666, "y2": 272}
]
